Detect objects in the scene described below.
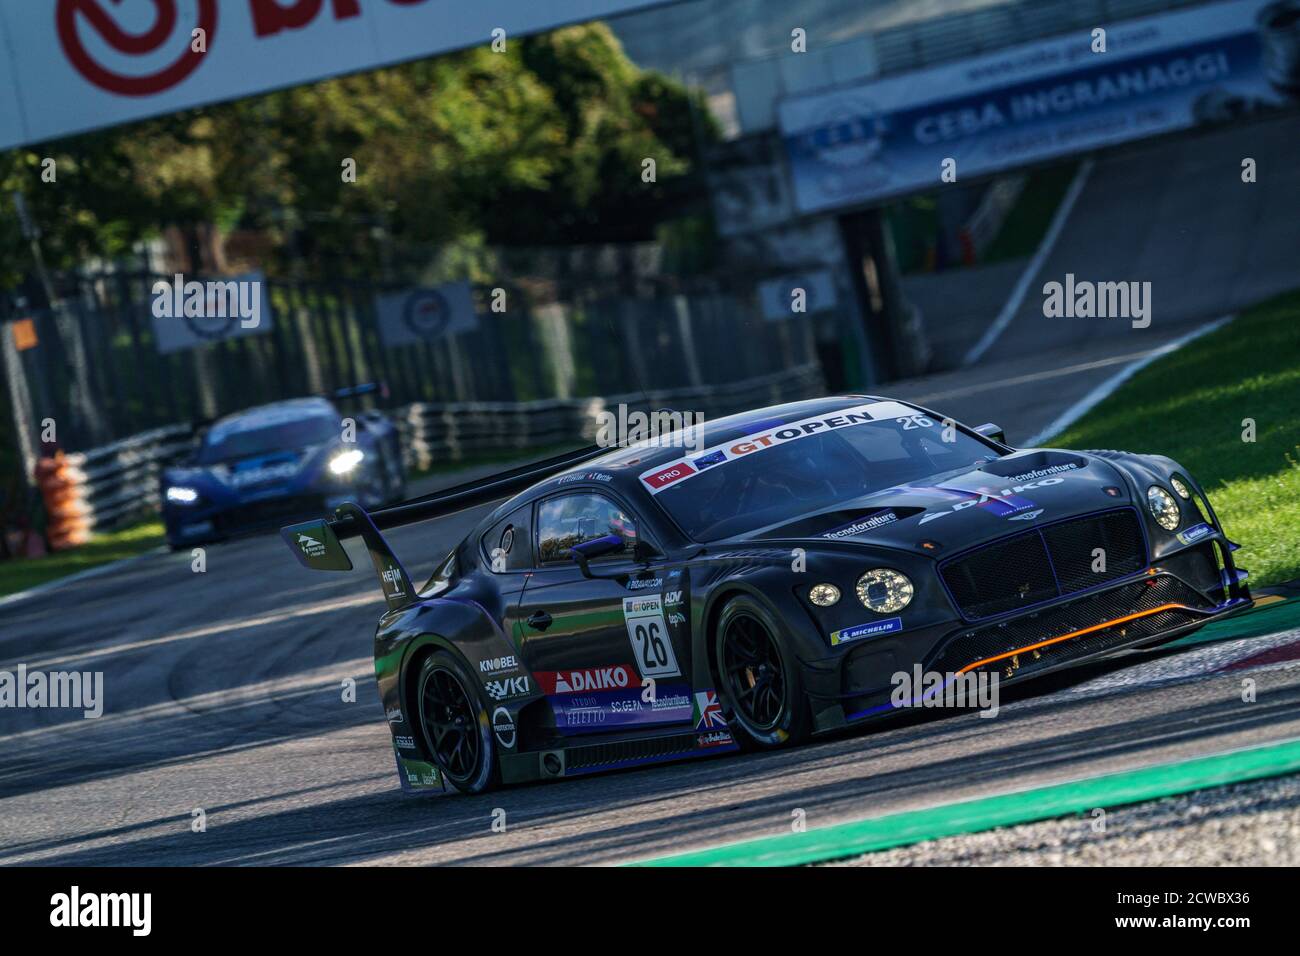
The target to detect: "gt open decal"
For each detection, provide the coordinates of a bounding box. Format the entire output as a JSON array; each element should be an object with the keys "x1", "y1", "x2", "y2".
[
  {"x1": 639, "y1": 400, "x2": 914, "y2": 494},
  {"x1": 622, "y1": 594, "x2": 681, "y2": 678}
]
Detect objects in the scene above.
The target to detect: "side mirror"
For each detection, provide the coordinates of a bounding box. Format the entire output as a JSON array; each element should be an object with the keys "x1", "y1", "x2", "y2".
[
  {"x1": 568, "y1": 534, "x2": 625, "y2": 578},
  {"x1": 974, "y1": 422, "x2": 1007, "y2": 444}
]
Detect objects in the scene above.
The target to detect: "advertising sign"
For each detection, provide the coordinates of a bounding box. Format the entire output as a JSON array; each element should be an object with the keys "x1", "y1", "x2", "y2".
[
  {"x1": 0, "y1": 0, "x2": 665, "y2": 150},
  {"x1": 779, "y1": 0, "x2": 1298, "y2": 214},
  {"x1": 374, "y1": 281, "x2": 478, "y2": 348},
  {"x1": 149, "y1": 271, "x2": 271, "y2": 354}
]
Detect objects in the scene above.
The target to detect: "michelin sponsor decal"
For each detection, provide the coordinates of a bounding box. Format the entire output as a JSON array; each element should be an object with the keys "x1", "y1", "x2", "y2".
[
  {"x1": 831, "y1": 617, "x2": 903, "y2": 646},
  {"x1": 1177, "y1": 522, "x2": 1215, "y2": 545},
  {"x1": 639, "y1": 401, "x2": 915, "y2": 494}
]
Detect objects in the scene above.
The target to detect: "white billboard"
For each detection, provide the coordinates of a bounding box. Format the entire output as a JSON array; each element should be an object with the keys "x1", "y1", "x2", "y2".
[
  {"x1": 149, "y1": 271, "x2": 272, "y2": 354},
  {"x1": 374, "y1": 281, "x2": 478, "y2": 348},
  {"x1": 0, "y1": 0, "x2": 666, "y2": 150}
]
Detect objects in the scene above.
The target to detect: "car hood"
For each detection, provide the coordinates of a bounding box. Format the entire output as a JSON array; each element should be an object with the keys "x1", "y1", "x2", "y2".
[
  {"x1": 164, "y1": 443, "x2": 331, "y2": 492},
  {"x1": 752, "y1": 449, "x2": 1135, "y2": 556}
]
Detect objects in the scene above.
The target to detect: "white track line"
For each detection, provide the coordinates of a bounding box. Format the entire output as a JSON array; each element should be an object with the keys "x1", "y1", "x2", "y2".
[
  {"x1": 1026, "y1": 314, "x2": 1235, "y2": 446},
  {"x1": 963, "y1": 158, "x2": 1095, "y2": 367},
  {"x1": 0, "y1": 546, "x2": 168, "y2": 610}
]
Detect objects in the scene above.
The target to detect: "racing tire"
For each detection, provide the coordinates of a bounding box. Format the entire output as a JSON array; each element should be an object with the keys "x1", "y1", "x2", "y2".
[
  {"x1": 415, "y1": 650, "x2": 500, "y2": 795},
  {"x1": 714, "y1": 595, "x2": 811, "y2": 749}
]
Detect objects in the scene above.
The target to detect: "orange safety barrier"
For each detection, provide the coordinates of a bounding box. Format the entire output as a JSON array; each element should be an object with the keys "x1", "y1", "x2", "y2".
[{"x1": 35, "y1": 451, "x2": 92, "y2": 551}]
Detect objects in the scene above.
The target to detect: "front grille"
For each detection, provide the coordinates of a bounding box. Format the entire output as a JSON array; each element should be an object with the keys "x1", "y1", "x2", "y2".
[
  {"x1": 940, "y1": 508, "x2": 1145, "y2": 619},
  {"x1": 926, "y1": 575, "x2": 1212, "y2": 678},
  {"x1": 215, "y1": 495, "x2": 326, "y2": 533}
]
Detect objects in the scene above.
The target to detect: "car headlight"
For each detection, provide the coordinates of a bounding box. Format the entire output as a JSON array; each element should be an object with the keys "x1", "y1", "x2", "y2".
[
  {"x1": 856, "y1": 569, "x2": 913, "y2": 614},
  {"x1": 166, "y1": 486, "x2": 199, "y2": 505},
  {"x1": 1170, "y1": 476, "x2": 1192, "y2": 500},
  {"x1": 808, "y1": 583, "x2": 840, "y2": 607},
  {"x1": 1147, "y1": 485, "x2": 1180, "y2": 530},
  {"x1": 328, "y1": 449, "x2": 365, "y2": 475}
]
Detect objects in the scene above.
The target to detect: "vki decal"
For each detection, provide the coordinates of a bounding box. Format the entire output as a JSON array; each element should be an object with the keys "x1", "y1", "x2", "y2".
[{"x1": 485, "y1": 676, "x2": 531, "y2": 701}]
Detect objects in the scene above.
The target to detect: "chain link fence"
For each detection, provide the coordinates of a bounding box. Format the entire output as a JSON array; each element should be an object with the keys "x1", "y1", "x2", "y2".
[{"x1": 1, "y1": 266, "x2": 824, "y2": 457}]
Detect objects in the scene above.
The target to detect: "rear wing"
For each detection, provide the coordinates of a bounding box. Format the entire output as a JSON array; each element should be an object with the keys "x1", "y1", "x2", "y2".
[{"x1": 281, "y1": 443, "x2": 607, "y2": 610}]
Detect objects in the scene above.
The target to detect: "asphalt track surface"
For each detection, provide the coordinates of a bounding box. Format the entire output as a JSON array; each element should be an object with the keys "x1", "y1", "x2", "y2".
[
  {"x1": 3, "y1": 364, "x2": 1300, "y2": 865},
  {"x1": 3, "y1": 117, "x2": 1299, "y2": 863}
]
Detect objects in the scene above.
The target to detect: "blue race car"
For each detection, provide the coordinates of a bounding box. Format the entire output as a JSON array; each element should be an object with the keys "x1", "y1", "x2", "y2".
[{"x1": 161, "y1": 392, "x2": 405, "y2": 550}]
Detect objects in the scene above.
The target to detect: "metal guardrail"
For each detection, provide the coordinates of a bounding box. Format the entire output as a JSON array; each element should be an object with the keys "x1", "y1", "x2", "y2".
[
  {"x1": 56, "y1": 364, "x2": 826, "y2": 534},
  {"x1": 395, "y1": 364, "x2": 826, "y2": 471}
]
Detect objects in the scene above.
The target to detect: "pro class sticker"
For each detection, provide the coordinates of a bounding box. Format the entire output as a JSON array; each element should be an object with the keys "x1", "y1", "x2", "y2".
[
  {"x1": 830, "y1": 617, "x2": 903, "y2": 646},
  {"x1": 623, "y1": 594, "x2": 681, "y2": 678}
]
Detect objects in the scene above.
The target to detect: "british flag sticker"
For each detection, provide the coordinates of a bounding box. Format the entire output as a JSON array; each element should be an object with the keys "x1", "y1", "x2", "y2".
[{"x1": 693, "y1": 690, "x2": 728, "y2": 731}]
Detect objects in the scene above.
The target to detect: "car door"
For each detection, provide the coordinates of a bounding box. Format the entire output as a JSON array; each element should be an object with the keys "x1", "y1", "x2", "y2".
[{"x1": 517, "y1": 490, "x2": 693, "y2": 734}]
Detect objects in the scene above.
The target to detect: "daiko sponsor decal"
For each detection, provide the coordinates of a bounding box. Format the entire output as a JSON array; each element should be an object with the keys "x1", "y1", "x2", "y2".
[
  {"x1": 917, "y1": 476, "x2": 1067, "y2": 525},
  {"x1": 639, "y1": 401, "x2": 915, "y2": 494},
  {"x1": 535, "y1": 666, "x2": 635, "y2": 696},
  {"x1": 0, "y1": 0, "x2": 666, "y2": 150}
]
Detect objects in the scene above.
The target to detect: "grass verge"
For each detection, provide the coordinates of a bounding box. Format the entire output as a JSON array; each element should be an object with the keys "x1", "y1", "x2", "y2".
[
  {"x1": 0, "y1": 520, "x2": 165, "y2": 599},
  {"x1": 1050, "y1": 291, "x2": 1300, "y2": 588}
]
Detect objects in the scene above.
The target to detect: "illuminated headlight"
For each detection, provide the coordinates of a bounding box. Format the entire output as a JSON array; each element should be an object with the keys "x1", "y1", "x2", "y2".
[
  {"x1": 328, "y1": 449, "x2": 365, "y2": 475},
  {"x1": 808, "y1": 583, "x2": 841, "y2": 607},
  {"x1": 1170, "y1": 476, "x2": 1192, "y2": 500},
  {"x1": 166, "y1": 486, "x2": 199, "y2": 505},
  {"x1": 856, "y1": 569, "x2": 913, "y2": 614},
  {"x1": 1147, "y1": 485, "x2": 1180, "y2": 531}
]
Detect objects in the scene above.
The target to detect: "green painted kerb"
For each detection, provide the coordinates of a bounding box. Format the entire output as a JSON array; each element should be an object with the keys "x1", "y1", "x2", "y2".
[{"x1": 632, "y1": 735, "x2": 1300, "y2": 867}]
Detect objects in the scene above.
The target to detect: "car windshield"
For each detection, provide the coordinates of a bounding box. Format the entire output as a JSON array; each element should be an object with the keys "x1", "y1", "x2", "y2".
[
  {"x1": 198, "y1": 415, "x2": 339, "y2": 464},
  {"x1": 654, "y1": 416, "x2": 997, "y2": 541}
]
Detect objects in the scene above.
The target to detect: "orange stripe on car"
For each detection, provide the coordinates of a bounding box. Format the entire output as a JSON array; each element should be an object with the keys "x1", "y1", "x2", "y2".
[{"x1": 957, "y1": 603, "x2": 1189, "y2": 675}]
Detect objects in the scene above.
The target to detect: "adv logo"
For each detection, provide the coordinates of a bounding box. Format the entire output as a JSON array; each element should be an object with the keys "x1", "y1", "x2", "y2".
[{"x1": 57, "y1": 0, "x2": 218, "y2": 96}]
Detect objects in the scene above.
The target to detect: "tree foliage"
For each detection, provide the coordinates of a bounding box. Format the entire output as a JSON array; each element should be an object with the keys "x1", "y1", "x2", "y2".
[{"x1": 0, "y1": 22, "x2": 712, "y2": 289}]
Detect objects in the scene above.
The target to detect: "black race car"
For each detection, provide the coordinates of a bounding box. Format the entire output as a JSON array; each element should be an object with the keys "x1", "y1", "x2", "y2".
[{"x1": 282, "y1": 395, "x2": 1250, "y2": 794}]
